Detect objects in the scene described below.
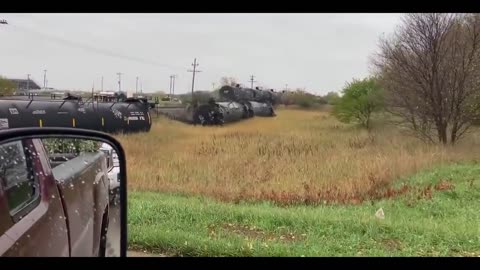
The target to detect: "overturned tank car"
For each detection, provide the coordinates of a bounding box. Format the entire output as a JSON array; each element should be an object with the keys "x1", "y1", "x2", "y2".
[
  {"x1": 249, "y1": 101, "x2": 275, "y2": 117},
  {"x1": 191, "y1": 99, "x2": 248, "y2": 125},
  {"x1": 218, "y1": 85, "x2": 276, "y2": 117}
]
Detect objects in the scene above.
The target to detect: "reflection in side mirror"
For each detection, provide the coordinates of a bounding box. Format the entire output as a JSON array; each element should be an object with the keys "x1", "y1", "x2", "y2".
[{"x1": 0, "y1": 135, "x2": 124, "y2": 257}]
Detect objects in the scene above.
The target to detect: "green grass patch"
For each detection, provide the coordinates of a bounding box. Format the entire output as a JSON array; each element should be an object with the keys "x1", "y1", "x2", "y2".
[{"x1": 128, "y1": 163, "x2": 480, "y2": 256}]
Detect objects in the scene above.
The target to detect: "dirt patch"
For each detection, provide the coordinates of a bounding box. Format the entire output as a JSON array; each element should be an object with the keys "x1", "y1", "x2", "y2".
[
  {"x1": 227, "y1": 179, "x2": 458, "y2": 207},
  {"x1": 366, "y1": 179, "x2": 456, "y2": 205},
  {"x1": 434, "y1": 179, "x2": 455, "y2": 191},
  {"x1": 379, "y1": 239, "x2": 403, "y2": 251},
  {"x1": 452, "y1": 251, "x2": 480, "y2": 257},
  {"x1": 127, "y1": 250, "x2": 169, "y2": 257},
  {"x1": 208, "y1": 223, "x2": 306, "y2": 243}
]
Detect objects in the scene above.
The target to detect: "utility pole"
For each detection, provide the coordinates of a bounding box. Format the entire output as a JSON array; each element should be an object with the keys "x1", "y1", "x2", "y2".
[
  {"x1": 43, "y1": 69, "x2": 47, "y2": 90},
  {"x1": 249, "y1": 75, "x2": 256, "y2": 89},
  {"x1": 187, "y1": 58, "x2": 201, "y2": 102},
  {"x1": 101, "y1": 76, "x2": 104, "y2": 91},
  {"x1": 168, "y1": 75, "x2": 173, "y2": 98},
  {"x1": 212, "y1": 82, "x2": 215, "y2": 90},
  {"x1": 140, "y1": 82, "x2": 143, "y2": 93},
  {"x1": 27, "y1": 74, "x2": 30, "y2": 91},
  {"x1": 172, "y1": 75, "x2": 177, "y2": 96},
  {"x1": 169, "y1": 74, "x2": 177, "y2": 97},
  {"x1": 136, "y1": 76, "x2": 139, "y2": 94},
  {"x1": 117, "y1": 72, "x2": 122, "y2": 92}
]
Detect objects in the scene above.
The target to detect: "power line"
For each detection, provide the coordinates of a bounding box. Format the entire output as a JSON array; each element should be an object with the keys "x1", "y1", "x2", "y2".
[
  {"x1": 4, "y1": 20, "x2": 245, "y2": 88},
  {"x1": 9, "y1": 23, "x2": 186, "y2": 72},
  {"x1": 187, "y1": 58, "x2": 201, "y2": 102},
  {"x1": 4, "y1": 21, "x2": 251, "y2": 90}
]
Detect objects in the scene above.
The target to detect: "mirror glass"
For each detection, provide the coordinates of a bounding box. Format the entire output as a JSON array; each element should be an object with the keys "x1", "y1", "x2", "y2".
[{"x1": 0, "y1": 137, "x2": 122, "y2": 257}]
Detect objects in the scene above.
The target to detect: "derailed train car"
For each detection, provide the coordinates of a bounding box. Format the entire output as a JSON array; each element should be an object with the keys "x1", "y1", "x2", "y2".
[
  {"x1": 218, "y1": 85, "x2": 278, "y2": 104},
  {"x1": 0, "y1": 97, "x2": 151, "y2": 133},
  {"x1": 158, "y1": 85, "x2": 277, "y2": 126},
  {"x1": 190, "y1": 100, "x2": 246, "y2": 125},
  {"x1": 249, "y1": 101, "x2": 275, "y2": 117},
  {"x1": 218, "y1": 85, "x2": 276, "y2": 117},
  {"x1": 216, "y1": 102, "x2": 247, "y2": 122}
]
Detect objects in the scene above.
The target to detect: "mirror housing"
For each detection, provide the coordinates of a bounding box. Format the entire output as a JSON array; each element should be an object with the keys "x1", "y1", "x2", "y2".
[{"x1": 0, "y1": 127, "x2": 126, "y2": 257}]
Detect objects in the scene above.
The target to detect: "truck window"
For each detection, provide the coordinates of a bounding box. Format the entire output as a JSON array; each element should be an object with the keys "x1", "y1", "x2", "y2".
[{"x1": 0, "y1": 141, "x2": 40, "y2": 221}]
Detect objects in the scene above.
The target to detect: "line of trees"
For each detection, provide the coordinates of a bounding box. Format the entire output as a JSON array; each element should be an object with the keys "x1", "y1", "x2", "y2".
[
  {"x1": 278, "y1": 89, "x2": 328, "y2": 108},
  {"x1": 0, "y1": 76, "x2": 15, "y2": 96}
]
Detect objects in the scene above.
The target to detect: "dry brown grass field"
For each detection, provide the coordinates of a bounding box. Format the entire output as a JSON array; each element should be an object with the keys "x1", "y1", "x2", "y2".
[{"x1": 116, "y1": 109, "x2": 480, "y2": 205}]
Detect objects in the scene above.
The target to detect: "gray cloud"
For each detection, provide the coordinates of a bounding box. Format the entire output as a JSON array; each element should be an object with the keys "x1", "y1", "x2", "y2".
[{"x1": 0, "y1": 13, "x2": 401, "y2": 95}]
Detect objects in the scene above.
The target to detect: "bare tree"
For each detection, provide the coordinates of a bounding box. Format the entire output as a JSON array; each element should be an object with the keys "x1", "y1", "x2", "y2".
[{"x1": 373, "y1": 13, "x2": 480, "y2": 145}]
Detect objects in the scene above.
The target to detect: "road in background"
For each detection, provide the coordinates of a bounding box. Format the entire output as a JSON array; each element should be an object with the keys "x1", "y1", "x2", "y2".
[{"x1": 106, "y1": 196, "x2": 121, "y2": 257}]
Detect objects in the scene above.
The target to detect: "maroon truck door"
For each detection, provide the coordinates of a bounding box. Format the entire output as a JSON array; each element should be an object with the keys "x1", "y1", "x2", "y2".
[
  {"x1": 0, "y1": 139, "x2": 69, "y2": 256},
  {"x1": 0, "y1": 186, "x2": 15, "y2": 255}
]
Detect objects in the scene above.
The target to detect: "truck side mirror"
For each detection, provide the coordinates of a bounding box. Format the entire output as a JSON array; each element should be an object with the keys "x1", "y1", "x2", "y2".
[{"x1": 0, "y1": 127, "x2": 126, "y2": 257}]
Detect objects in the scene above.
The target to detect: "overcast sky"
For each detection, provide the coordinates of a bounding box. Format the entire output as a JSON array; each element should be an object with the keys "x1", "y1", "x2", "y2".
[{"x1": 0, "y1": 13, "x2": 402, "y2": 95}]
